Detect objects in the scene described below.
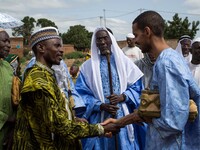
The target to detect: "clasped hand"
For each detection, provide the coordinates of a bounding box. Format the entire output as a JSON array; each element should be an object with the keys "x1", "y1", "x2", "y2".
[
  {"x1": 100, "y1": 103, "x2": 119, "y2": 116},
  {"x1": 100, "y1": 94, "x2": 125, "y2": 116},
  {"x1": 102, "y1": 121, "x2": 121, "y2": 137},
  {"x1": 101, "y1": 110, "x2": 146, "y2": 137},
  {"x1": 106, "y1": 94, "x2": 125, "y2": 105}
]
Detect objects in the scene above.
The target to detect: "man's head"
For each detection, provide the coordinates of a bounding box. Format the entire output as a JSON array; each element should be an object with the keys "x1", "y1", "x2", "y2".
[
  {"x1": 126, "y1": 33, "x2": 135, "y2": 48},
  {"x1": 30, "y1": 27, "x2": 63, "y2": 67},
  {"x1": 0, "y1": 29, "x2": 11, "y2": 58},
  {"x1": 178, "y1": 35, "x2": 192, "y2": 57},
  {"x1": 191, "y1": 37, "x2": 200, "y2": 64},
  {"x1": 132, "y1": 10, "x2": 165, "y2": 53},
  {"x1": 70, "y1": 64, "x2": 79, "y2": 77},
  {"x1": 95, "y1": 29, "x2": 112, "y2": 55}
]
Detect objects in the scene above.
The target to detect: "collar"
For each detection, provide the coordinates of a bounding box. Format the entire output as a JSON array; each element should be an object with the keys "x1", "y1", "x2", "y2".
[{"x1": 35, "y1": 61, "x2": 54, "y2": 75}]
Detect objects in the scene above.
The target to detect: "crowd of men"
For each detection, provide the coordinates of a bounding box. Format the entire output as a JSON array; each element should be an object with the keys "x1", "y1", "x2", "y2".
[{"x1": 0, "y1": 10, "x2": 200, "y2": 150}]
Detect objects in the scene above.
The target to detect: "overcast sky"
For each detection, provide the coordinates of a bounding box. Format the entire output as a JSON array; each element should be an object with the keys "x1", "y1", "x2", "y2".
[{"x1": 1, "y1": 0, "x2": 200, "y2": 40}]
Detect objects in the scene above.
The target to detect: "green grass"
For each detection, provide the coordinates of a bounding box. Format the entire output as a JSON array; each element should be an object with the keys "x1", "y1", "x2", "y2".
[{"x1": 63, "y1": 51, "x2": 86, "y2": 59}]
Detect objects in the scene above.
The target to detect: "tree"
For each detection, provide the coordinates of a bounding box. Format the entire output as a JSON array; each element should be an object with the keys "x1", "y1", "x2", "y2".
[
  {"x1": 12, "y1": 16, "x2": 36, "y2": 45},
  {"x1": 36, "y1": 18, "x2": 57, "y2": 28},
  {"x1": 164, "y1": 13, "x2": 199, "y2": 39},
  {"x1": 62, "y1": 25, "x2": 92, "y2": 51}
]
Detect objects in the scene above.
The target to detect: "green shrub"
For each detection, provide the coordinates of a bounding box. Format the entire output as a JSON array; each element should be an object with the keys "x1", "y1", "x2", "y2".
[
  {"x1": 64, "y1": 51, "x2": 86, "y2": 59},
  {"x1": 23, "y1": 48, "x2": 30, "y2": 56},
  {"x1": 20, "y1": 57, "x2": 27, "y2": 64},
  {"x1": 73, "y1": 59, "x2": 84, "y2": 66}
]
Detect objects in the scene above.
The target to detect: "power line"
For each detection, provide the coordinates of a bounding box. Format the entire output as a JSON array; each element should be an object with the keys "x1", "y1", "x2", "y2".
[
  {"x1": 107, "y1": 10, "x2": 139, "y2": 18},
  {"x1": 58, "y1": 8, "x2": 200, "y2": 23},
  {"x1": 64, "y1": 16, "x2": 100, "y2": 22},
  {"x1": 105, "y1": 8, "x2": 200, "y2": 19},
  {"x1": 142, "y1": 8, "x2": 200, "y2": 17},
  {"x1": 106, "y1": 9, "x2": 140, "y2": 18}
]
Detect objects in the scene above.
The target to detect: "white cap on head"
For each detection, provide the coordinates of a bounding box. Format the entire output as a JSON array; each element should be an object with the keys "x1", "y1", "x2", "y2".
[
  {"x1": 0, "y1": 28, "x2": 5, "y2": 32},
  {"x1": 126, "y1": 33, "x2": 135, "y2": 38}
]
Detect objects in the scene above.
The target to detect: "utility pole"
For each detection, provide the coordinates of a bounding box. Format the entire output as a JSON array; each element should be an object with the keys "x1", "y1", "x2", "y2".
[
  {"x1": 139, "y1": 8, "x2": 144, "y2": 14},
  {"x1": 103, "y1": 9, "x2": 106, "y2": 27},
  {"x1": 100, "y1": 16, "x2": 103, "y2": 26}
]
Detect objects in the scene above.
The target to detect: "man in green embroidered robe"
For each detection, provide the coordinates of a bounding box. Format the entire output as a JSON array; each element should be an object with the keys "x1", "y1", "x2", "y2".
[
  {"x1": 0, "y1": 28, "x2": 17, "y2": 150},
  {"x1": 13, "y1": 27, "x2": 120, "y2": 150}
]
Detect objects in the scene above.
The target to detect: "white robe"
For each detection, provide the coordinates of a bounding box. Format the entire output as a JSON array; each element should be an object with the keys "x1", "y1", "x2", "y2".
[
  {"x1": 122, "y1": 46, "x2": 143, "y2": 62},
  {"x1": 189, "y1": 62, "x2": 200, "y2": 87}
]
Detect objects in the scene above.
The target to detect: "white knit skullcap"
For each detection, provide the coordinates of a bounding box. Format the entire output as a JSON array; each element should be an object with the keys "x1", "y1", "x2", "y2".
[
  {"x1": 126, "y1": 33, "x2": 135, "y2": 38},
  {"x1": 30, "y1": 26, "x2": 60, "y2": 49},
  {"x1": 0, "y1": 28, "x2": 5, "y2": 32}
]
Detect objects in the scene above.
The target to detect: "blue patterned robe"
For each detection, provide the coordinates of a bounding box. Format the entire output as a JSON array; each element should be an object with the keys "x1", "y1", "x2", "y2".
[{"x1": 76, "y1": 54, "x2": 146, "y2": 150}]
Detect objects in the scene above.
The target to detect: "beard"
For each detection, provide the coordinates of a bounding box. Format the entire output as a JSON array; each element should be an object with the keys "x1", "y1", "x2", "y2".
[{"x1": 139, "y1": 43, "x2": 151, "y2": 54}]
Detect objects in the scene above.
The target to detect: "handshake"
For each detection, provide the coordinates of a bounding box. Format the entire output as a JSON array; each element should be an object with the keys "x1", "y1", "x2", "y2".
[{"x1": 100, "y1": 110, "x2": 145, "y2": 137}]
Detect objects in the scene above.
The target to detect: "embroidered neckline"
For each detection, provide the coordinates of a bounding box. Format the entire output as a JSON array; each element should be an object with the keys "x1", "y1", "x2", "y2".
[{"x1": 36, "y1": 61, "x2": 54, "y2": 75}]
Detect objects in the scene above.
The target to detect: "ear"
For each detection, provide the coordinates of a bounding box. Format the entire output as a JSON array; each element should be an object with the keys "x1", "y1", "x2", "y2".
[
  {"x1": 144, "y1": 26, "x2": 151, "y2": 37},
  {"x1": 36, "y1": 43, "x2": 45, "y2": 53}
]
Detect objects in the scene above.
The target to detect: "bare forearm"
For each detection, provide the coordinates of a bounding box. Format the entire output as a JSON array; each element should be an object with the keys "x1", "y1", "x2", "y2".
[
  {"x1": 117, "y1": 113, "x2": 135, "y2": 127},
  {"x1": 116, "y1": 111, "x2": 143, "y2": 127}
]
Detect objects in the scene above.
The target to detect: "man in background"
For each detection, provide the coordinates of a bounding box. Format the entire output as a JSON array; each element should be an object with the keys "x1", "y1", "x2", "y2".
[
  {"x1": 175, "y1": 35, "x2": 192, "y2": 64},
  {"x1": 188, "y1": 37, "x2": 200, "y2": 87},
  {"x1": 122, "y1": 33, "x2": 143, "y2": 62},
  {"x1": 134, "y1": 53, "x2": 155, "y2": 89},
  {"x1": 70, "y1": 64, "x2": 79, "y2": 84}
]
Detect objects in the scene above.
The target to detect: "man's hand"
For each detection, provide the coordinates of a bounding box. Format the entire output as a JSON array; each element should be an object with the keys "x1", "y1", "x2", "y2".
[
  {"x1": 101, "y1": 110, "x2": 145, "y2": 127},
  {"x1": 107, "y1": 94, "x2": 125, "y2": 105},
  {"x1": 102, "y1": 122, "x2": 121, "y2": 135},
  {"x1": 133, "y1": 110, "x2": 152, "y2": 123},
  {"x1": 101, "y1": 118, "x2": 118, "y2": 125},
  {"x1": 100, "y1": 118, "x2": 122, "y2": 137},
  {"x1": 100, "y1": 103, "x2": 119, "y2": 116}
]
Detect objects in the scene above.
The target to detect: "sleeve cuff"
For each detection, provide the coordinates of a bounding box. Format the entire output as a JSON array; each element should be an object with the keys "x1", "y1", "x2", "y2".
[
  {"x1": 122, "y1": 93, "x2": 128, "y2": 102},
  {"x1": 97, "y1": 123, "x2": 104, "y2": 135}
]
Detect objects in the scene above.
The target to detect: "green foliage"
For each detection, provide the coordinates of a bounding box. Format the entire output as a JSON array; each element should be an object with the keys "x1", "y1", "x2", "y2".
[
  {"x1": 63, "y1": 51, "x2": 86, "y2": 59},
  {"x1": 23, "y1": 48, "x2": 30, "y2": 56},
  {"x1": 20, "y1": 57, "x2": 27, "y2": 64},
  {"x1": 61, "y1": 25, "x2": 92, "y2": 51},
  {"x1": 12, "y1": 16, "x2": 58, "y2": 46},
  {"x1": 36, "y1": 18, "x2": 58, "y2": 28},
  {"x1": 73, "y1": 60, "x2": 84, "y2": 66},
  {"x1": 12, "y1": 16, "x2": 36, "y2": 45},
  {"x1": 164, "y1": 13, "x2": 199, "y2": 39},
  {"x1": 22, "y1": 48, "x2": 33, "y2": 63}
]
